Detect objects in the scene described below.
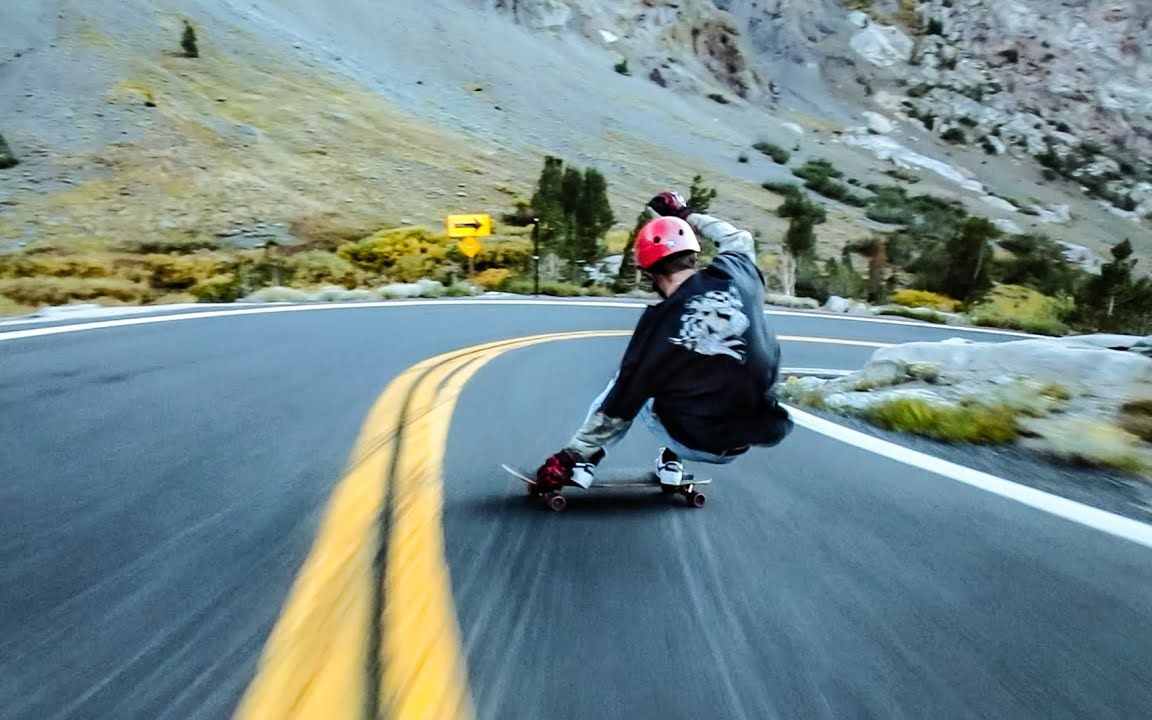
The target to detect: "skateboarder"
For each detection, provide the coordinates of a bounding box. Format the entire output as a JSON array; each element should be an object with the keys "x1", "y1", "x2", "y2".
[{"x1": 534, "y1": 191, "x2": 793, "y2": 491}]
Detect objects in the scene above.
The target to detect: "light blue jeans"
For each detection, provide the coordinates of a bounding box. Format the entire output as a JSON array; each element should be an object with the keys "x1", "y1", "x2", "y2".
[{"x1": 585, "y1": 376, "x2": 740, "y2": 465}]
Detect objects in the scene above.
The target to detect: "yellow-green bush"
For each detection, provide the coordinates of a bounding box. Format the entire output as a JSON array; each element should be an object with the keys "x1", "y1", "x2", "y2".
[
  {"x1": 865, "y1": 397, "x2": 1019, "y2": 444},
  {"x1": 0, "y1": 277, "x2": 150, "y2": 306},
  {"x1": 889, "y1": 289, "x2": 963, "y2": 312},
  {"x1": 503, "y1": 279, "x2": 585, "y2": 297},
  {"x1": 139, "y1": 254, "x2": 233, "y2": 291},
  {"x1": 286, "y1": 250, "x2": 366, "y2": 289},
  {"x1": 970, "y1": 284, "x2": 1071, "y2": 336},
  {"x1": 474, "y1": 267, "x2": 512, "y2": 290},
  {"x1": 448, "y1": 237, "x2": 534, "y2": 273},
  {"x1": 1119, "y1": 399, "x2": 1152, "y2": 443},
  {"x1": 0, "y1": 295, "x2": 31, "y2": 316},
  {"x1": 0, "y1": 254, "x2": 117, "y2": 279},
  {"x1": 189, "y1": 274, "x2": 242, "y2": 303},
  {"x1": 338, "y1": 228, "x2": 450, "y2": 281}
]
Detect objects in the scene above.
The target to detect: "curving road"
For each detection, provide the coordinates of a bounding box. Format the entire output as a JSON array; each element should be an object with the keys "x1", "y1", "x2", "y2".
[{"x1": 2, "y1": 300, "x2": 1151, "y2": 719}]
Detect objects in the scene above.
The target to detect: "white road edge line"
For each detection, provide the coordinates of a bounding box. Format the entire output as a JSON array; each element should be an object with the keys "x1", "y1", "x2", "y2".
[
  {"x1": 0, "y1": 298, "x2": 1034, "y2": 342},
  {"x1": 786, "y1": 405, "x2": 1152, "y2": 550}
]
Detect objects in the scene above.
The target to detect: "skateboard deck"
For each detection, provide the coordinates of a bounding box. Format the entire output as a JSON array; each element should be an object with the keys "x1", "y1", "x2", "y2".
[{"x1": 502, "y1": 464, "x2": 710, "y2": 512}]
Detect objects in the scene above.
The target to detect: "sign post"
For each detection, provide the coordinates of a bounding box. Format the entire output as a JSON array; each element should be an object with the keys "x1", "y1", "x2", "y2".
[
  {"x1": 446, "y1": 213, "x2": 493, "y2": 278},
  {"x1": 531, "y1": 217, "x2": 540, "y2": 296}
]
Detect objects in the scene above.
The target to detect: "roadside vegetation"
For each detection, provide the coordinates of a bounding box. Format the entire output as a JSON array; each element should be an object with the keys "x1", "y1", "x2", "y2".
[{"x1": 758, "y1": 157, "x2": 1152, "y2": 336}]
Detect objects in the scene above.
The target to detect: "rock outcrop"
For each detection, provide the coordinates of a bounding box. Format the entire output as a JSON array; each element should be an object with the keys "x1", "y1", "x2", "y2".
[
  {"x1": 857, "y1": 0, "x2": 1152, "y2": 217},
  {"x1": 487, "y1": 0, "x2": 767, "y2": 100}
]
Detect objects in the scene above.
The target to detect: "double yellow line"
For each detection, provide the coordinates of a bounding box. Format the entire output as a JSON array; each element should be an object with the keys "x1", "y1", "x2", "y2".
[{"x1": 235, "y1": 331, "x2": 629, "y2": 720}]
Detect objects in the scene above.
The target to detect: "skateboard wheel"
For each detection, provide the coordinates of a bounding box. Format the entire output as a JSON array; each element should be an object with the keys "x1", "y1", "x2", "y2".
[
  {"x1": 688, "y1": 492, "x2": 706, "y2": 508},
  {"x1": 546, "y1": 494, "x2": 567, "y2": 512},
  {"x1": 660, "y1": 484, "x2": 677, "y2": 495}
]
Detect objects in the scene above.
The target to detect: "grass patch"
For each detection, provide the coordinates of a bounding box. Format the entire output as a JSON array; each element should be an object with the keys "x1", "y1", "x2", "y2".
[
  {"x1": 866, "y1": 397, "x2": 1019, "y2": 444},
  {"x1": 778, "y1": 377, "x2": 829, "y2": 410},
  {"x1": 1028, "y1": 418, "x2": 1150, "y2": 476},
  {"x1": 941, "y1": 127, "x2": 968, "y2": 145},
  {"x1": 501, "y1": 278, "x2": 610, "y2": 297},
  {"x1": 793, "y1": 159, "x2": 867, "y2": 207},
  {"x1": 970, "y1": 284, "x2": 1070, "y2": 336},
  {"x1": 1119, "y1": 399, "x2": 1152, "y2": 442},
  {"x1": 752, "y1": 142, "x2": 790, "y2": 164},
  {"x1": 762, "y1": 181, "x2": 802, "y2": 197}
]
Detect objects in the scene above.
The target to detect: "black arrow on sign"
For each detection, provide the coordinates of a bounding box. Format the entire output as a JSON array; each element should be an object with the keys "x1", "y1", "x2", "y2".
[{"x1": 455, "y1": 220, "x2": 484, "y2": 229}]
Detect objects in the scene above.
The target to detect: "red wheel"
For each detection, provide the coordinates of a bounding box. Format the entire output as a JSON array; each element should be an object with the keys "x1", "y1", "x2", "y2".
[
  {"x1": 689, "y1": 492, "x2": 707, "y2": 508},
  {"x1": 546, "y1": 494, "x2": 567, "y2": 512}
]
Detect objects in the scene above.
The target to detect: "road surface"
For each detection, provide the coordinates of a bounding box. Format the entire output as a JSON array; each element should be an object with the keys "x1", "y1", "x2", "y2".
[{"x1": 2, "y1": 300, "x2": 1150, "y2": 719}]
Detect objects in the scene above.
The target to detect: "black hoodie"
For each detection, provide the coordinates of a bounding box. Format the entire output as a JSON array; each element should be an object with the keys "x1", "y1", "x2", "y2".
[{"x1": 567, "y1": 213, "x2": 793, "y2": 458}]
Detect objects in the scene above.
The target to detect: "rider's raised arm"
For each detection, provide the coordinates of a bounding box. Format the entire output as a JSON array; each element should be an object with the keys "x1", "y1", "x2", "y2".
[{"x1": 685, "y1": 213, "x2": 756, "y2": 262}]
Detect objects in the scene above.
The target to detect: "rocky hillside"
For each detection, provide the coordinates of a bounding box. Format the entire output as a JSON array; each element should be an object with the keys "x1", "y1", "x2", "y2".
[
  {"x1": 867, "y1": 0, "x2": 1152, "y2": 218},
  {"x1": 0, "y1": 0, "x2": 1149, "y2": 310}
]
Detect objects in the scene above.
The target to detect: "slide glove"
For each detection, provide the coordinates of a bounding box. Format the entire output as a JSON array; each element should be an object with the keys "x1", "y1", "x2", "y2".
[
  {"x1": 535, "y1": 449, "x2": 577, "y2": 492},
  {"x1": 646, "y1": 191, "x2": 694, "y2": 220}
]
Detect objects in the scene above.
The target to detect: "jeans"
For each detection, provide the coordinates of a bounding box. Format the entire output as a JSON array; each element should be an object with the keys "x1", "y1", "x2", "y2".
[{"x1": 585, "y1": 376, "x2": 742, "y2": 465}]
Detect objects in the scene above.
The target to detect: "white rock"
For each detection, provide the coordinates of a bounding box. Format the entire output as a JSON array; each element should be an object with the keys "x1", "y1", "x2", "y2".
[
  {"x1": 850, "y1": 24, "x2": 914, "y2": 67},
  {"x1": 840, "y1": 134, "x2": 984, "y2": 193},
  {"x1": 848, "y1": 10, "x2": 870, "y2": 29},
  {"x1": 1031, "y1": 203, "x2": 1072, "y2": 224},
  {"x1": 982, "y1": 195, "x2": 1019, "y2": 213},
  {"x1": 766, "y1": 293, "x2": 820, "y2": 309},
  {"x1": 518, "y1": 0, "x2": 572, "y2": 29},
  {"x1": 862, "y1": 111, "x2": 896, "y2": 134},
  {"x1": 824, "y1": 295, "x2": 852, "y2": 313},
  {"x1": 992, "y1": 218, "x2": 1024, "y2": 235},
  {"x1": 869, "y1": 339, "x2": 1152, "y2": 400},
  {"x1": 598, "y1": 29, "x2": 618, "y2": 44},
  {"x1": 1058, "y1": 242, "x2": 1104, "y2": 274},
  {"x1": 781, "y1": 122, "x2": 805, "y2": 136}
]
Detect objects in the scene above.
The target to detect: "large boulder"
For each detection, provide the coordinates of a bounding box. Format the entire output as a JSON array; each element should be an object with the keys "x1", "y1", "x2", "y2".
[
  {"x1": 850, "y1": 24, "x2": 914, "y2": 67},
  {"x1": 869, "y1": 338, "x2": 1152, "y2": 401}
]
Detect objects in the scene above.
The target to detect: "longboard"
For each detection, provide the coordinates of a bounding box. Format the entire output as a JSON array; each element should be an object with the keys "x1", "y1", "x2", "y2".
[{"x1": 501, "y1": 464, "x2": 710, "y2": 512}]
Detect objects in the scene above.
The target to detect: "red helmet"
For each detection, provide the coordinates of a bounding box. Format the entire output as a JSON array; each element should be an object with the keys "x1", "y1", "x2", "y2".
[{"x1": 634, "y1": 217, "x2": 701, "y2": 270}]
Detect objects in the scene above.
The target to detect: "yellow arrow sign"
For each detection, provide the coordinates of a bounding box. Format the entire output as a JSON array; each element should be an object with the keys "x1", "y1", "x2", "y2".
[{"x1": 445, "y1": 213, "x2": 492, "y2": 239}]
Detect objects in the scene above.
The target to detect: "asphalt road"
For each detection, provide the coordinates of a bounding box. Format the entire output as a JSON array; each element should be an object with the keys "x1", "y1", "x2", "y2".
[{"x1": 2, "y1": 301, "x2": 1150, "y2": 719}]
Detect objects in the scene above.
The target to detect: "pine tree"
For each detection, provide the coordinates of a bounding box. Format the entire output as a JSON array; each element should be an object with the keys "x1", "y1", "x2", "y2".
[
  {"x1": 0, "y1": 131, "x2": 18, "y2": 170},
  {"x1": 181, "y1": 21, "x2": 200, "y2": 58},
  {"x1": 775, "y1": 190, "x2": 826, "y2": 297},
  {"x1": 1078, "y1": 239, "x2": 1137, "y2": 326},
  {"x1": 687, "y1": 174, "x2": 718, "y2": 214},
  {"x1": 941, "y1": 216, "x2": 996, "y2": 301},
  {"x1": 531, "y1": 156, "x2": 566, "y2": 250},
  {"x1": 576, "y1": 169, "x2": 614, "y2": 244}
]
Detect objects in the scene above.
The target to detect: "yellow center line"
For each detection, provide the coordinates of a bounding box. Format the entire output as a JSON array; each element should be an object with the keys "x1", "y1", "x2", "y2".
[
  {"x1": 234, "y1": 328, "x2": 882, "y2": 720},
  {"x1": 234, "y1": 331, "x2": 629, "y2": 720}
]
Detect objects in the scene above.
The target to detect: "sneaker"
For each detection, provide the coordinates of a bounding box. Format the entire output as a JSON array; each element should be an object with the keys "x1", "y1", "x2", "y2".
[
  {"x1": 655, "y1": 447, "x2": 686, "y2": 486},
  {"x1": 570, "y1": 461, "x2": 596, "y2": 489}
]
